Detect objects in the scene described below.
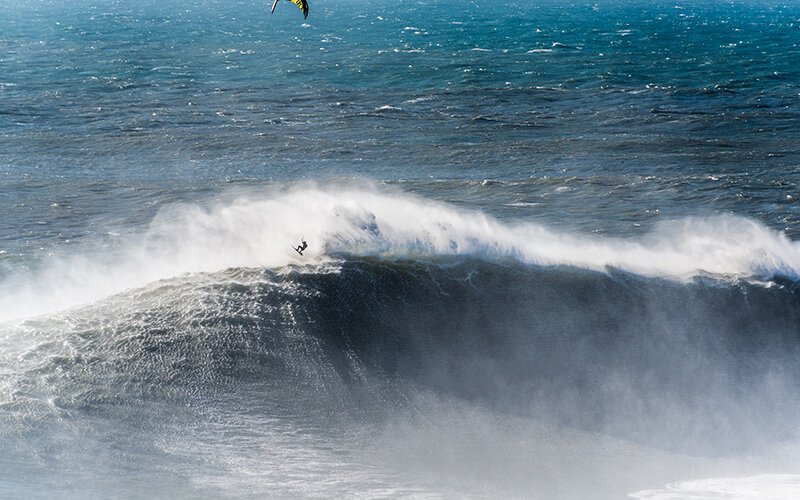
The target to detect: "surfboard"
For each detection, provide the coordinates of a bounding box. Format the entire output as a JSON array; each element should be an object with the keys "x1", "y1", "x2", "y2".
[
  {"x1": 293, "y1": 246, "x2": 304, "y2": 256},
  {"x1": 271, "y1": 0, "x2": 280, "y2": 14}
]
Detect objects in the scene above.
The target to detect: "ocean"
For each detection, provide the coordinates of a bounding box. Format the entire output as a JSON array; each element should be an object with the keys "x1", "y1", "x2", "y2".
[{"x1": 2, "y1": 0, "x2": 800, "y2": 498}]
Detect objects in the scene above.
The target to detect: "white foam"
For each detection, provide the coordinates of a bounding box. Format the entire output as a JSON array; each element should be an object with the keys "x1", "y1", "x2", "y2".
[
  {"x1": 630, "y1": 474, "x2": 800, "y2": 499},
  {"x1": 1, "y1": 182, "x2": 798, "y2": 322}
]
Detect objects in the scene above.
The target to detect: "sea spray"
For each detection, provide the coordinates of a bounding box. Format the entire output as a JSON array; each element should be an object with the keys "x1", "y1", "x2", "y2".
[{"x1": 1, "y1": 183, "x2": 799, "y2": 322}]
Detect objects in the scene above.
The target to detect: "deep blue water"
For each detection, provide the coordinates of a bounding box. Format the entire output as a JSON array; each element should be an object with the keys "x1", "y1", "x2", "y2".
[{"x1": 2, "y1": 1, "x2": 800, "y2": 498}]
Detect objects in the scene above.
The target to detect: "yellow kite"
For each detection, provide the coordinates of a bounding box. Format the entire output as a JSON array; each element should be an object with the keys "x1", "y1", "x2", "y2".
[{"x1": 271, "y1": 0, "x2": 309, "y2": 19}]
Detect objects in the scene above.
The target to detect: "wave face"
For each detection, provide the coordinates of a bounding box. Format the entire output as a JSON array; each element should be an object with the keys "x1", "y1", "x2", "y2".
[{"x1": 3, "y1": 252, "x2": 800, "y2": 497}]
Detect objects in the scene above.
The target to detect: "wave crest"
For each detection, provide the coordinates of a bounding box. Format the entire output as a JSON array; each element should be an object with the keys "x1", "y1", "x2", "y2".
[{"x1": 1, "y1": 182, "x2": 798, "y2": 321}]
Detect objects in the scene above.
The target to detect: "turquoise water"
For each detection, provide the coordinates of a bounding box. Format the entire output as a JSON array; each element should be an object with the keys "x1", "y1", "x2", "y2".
[{"x1": 2, "y1": 1, "x2": 800, "y2": 498}]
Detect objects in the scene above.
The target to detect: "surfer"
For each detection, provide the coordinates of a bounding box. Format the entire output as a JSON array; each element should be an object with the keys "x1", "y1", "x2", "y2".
[{"x1": 294, "y1": 239, "x2": 308, "y2": 256}]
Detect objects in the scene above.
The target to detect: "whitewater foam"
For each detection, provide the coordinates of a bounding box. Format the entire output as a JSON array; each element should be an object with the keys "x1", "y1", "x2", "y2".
[
  {"x1": 1, "y1": 182, "x2": 798, "y2": 322},
  {"x1": 630, "y1": 474, "x2": 800, "y2": 500}
]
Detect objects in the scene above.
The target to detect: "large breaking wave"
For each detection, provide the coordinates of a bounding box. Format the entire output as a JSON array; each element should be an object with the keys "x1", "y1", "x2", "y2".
[{"x1": 1, "y1": 183, "x2": 799, "y2": 322}]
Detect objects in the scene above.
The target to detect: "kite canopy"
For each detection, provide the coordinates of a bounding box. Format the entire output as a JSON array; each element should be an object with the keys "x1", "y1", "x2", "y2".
[{"x1": 271, "y1": 0, "x2": 309, "y2": 19}]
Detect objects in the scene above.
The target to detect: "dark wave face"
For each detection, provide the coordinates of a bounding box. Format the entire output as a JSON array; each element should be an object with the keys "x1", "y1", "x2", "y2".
[{"x1": 3, "y1": 255, "x2": 800, "y2": 498}]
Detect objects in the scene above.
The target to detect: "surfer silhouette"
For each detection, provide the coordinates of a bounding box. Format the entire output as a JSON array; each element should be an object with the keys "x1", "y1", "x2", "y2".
[{"x1": 294, "y1": 239, "x2": 308, "y2": 255}]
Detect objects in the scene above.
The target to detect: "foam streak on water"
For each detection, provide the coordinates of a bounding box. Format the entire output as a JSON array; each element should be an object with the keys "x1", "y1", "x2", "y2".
[{"x1": 631, "y1": 475, "x2": 800, "y2": 500}]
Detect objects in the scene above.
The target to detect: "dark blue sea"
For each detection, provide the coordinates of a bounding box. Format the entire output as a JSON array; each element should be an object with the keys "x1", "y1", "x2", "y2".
[{"x1": 2, "y1": 0, "x2": 800, "y2": 498}]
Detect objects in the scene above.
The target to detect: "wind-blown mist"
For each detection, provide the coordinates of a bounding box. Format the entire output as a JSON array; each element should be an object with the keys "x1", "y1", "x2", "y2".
[{"x1": 1, "y1": 183, "x2": 798, "y2": 322}]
